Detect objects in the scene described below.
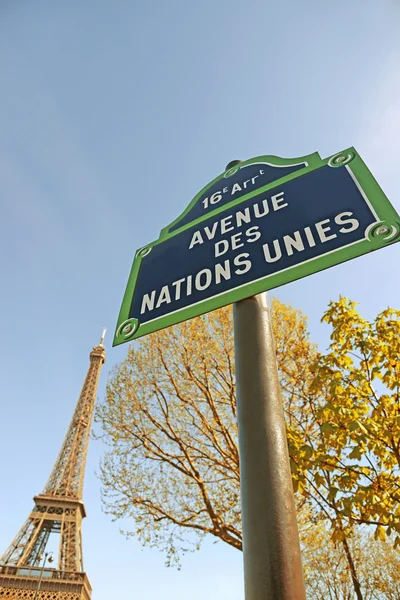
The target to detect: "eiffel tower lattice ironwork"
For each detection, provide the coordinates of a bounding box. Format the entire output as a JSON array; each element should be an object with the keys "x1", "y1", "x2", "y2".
[{"x1": 0, "y1": 332, "x2": 106, "y2": 600}]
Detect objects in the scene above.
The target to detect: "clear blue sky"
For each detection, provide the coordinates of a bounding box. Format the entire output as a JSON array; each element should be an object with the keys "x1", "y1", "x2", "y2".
[{"x1": 0, "y1": 1, "x2": 399, "y2": 598}]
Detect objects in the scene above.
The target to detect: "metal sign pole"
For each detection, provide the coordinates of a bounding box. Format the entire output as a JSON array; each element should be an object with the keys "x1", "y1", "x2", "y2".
[{"x1": 233, "y1": 292, "x2": 306, "y2": 600}]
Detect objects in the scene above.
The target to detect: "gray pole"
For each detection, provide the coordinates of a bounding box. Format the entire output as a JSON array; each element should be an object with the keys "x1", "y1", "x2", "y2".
[{"x1": 233, "y1": 292, "x2": 306, "y2": 600}]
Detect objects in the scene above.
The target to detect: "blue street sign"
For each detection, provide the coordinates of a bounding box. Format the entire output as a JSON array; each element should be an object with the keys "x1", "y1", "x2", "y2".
[{"x1": 114, "y1": 149, "x2": 400, "y2": 345}]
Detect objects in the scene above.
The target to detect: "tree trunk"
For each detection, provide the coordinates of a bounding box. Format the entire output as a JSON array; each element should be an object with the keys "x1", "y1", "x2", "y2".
[{"x1": 341, "y1": 536, "x2": 364, "y2": 600}]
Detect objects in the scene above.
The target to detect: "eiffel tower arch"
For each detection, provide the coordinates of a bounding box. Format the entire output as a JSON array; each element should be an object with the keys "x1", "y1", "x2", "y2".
[{"x1": 0, "y1": 333, "x2": 106, "y2": 599}]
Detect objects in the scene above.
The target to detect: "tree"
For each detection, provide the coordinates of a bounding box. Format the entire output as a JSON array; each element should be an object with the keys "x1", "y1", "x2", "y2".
[
  {"x1": 96, "y1": 296, "x2": 400, "y2": 597},
  {"x1": 96, "y1": 299, "x2": 315, "y2": 565},
  {"x1": 301, "y1": 299, "x2": 400, "y2": 546},
  {"x1": 284, "y1": 298, "x2": 400, "y2": 599},
  {"x1": 300, "y1": 506, "x2": 400, "y2": 600}
]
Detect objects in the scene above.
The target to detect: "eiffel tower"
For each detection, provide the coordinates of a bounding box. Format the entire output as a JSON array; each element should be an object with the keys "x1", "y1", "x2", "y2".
[{"x1": 0, "y1": 332, "x2": 106, "y2": 600}]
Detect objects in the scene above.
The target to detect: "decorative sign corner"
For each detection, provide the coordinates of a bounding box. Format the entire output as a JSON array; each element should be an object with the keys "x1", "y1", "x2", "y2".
[{"x1": 161, "y1": 151, "x2": 324, "y2": 237}]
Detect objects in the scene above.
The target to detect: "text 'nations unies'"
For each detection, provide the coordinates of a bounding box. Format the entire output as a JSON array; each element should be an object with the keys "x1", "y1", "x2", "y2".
[{"x1": 140, "y1": 191, "x2": 359, "y2": 315}]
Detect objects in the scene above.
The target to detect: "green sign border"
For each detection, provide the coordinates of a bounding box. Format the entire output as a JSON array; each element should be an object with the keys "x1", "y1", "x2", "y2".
[{"x1": 113, "y1": 148, "x2": 400, "y2": 346}]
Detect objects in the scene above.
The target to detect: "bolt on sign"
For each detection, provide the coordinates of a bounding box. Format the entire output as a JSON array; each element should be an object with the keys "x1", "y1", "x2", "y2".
[{"x1": 113, "y1": 148, "x2": 400, "y2": 346}]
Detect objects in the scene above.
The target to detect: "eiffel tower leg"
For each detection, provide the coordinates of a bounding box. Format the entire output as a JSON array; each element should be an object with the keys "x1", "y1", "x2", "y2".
[
  {"x1": 60, "y1": 518, "x2": 82, "y2": 573},
  {"x1": 1, "y1": 516, "x2": 42, "y2": 567},
  {"x1": 17, "y1": 516, "x2": 47, "y2": 567}
]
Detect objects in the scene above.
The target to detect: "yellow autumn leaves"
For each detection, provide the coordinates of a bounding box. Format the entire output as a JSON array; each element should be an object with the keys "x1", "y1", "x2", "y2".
[
  {"x1": 95, "y1": 296, "x2": 400, "y2": 594},
  {"x1": 299, "y1": 298, "x2": 400, "y2": 548}
]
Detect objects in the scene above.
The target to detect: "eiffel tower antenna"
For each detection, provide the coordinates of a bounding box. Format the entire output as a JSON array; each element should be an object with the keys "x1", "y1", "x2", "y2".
[{"x1": 0, "y1": 334, "x2": 106, "y2": 599}]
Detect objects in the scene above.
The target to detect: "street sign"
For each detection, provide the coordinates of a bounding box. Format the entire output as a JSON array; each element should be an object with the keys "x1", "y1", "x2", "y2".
[{"x1": 114, "y1": 148, "x2": 400, "y2": 346}]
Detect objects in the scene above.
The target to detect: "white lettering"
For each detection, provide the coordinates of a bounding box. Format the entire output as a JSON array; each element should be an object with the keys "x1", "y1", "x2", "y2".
[
  {"x1": 304, "y1": 226, "x2": 316, "y2": 247},
  {"x1": 231, "y1": 232, "x2": 244, "y2": 251},
  {"x1": 231, "y1": 183, "x2": 242, "y2": 195},
  {"x1": 156, "y1": 285, "x2": 171, "y2": 308},
  {"x1": 254, "y1": 199, "x2": 270, "y2": 218},
  {"x1": 315, "y1": 219, "x2": 337, "y2": 243},
  {"x1": 187, "y1": 275, "x2": 193, "y2": 296},
  {"x1": 189, "y1": 230, "x2": 204, "y2": 249},
  {"x1": 246, "y1": 225, "x2": 261, "y2": 243},
  {"x1": 271, "y1": 192, "x2": 287, "y2": 211},
  {"x1": 263, "y1": 240, "x2": 282, "y2": 263},
  {"x1": 172, "y1": 278, "x2": 185, "y2": 300},
  {"x1": 234, "y1": 253, "x2": 252, "y2": 275},
  {"x1": 215, "y1": 240, "x2": 229, "y2": 257},
  {"x1": 204, "y1": 222, "x2": 218, "y2": 240},
  {"x1": 236, "y1": 208, "x2": 251, "y2": 227},
  {"x1": 215, "y1": 260, "x2": 232, "y2": 284},
  {"x1": 210, "y1": 192, "x2": 222, "y2": 205},
  {"x1": 140, "y1": 291, "x2": 156, "y2": 314},
  {"x1": 221, "y1": 216, "x2": 234, "y2": 234},
  {"x1": 243, "y1": 179, "x2": 251, "y2": 188},
  {"x1": 195, "y1": 269, "x2": 212, "y2": 291},
  {"x1": 251, "y1": 175, "x2": 259, "y2": 184},
  {"x1": 335, "y1": 212, "x2": 359, "y2": 233},
  {"x1": 202, "y1": 192, "x2": 222, "y2": 209},
  {"x1": 283, "y1": 231, "x2": 305, "y2": 256}
]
